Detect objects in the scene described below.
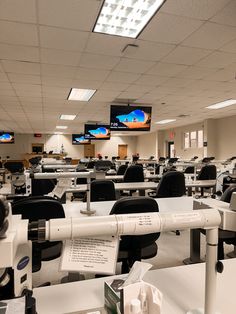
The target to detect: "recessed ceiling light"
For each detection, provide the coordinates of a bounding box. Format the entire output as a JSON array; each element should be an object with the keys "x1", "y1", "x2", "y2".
[
  {"x1": 93, "y1": 0, "x2": 166, "y2": 38},
  {"x1": 155, "y1": 119, "x2": 176, "y2": 124},
  {"x1": 68, "y1": 88, "x2": 96, "y2": 101},
  {"x1": 60, "y1": 114, "x2": 76, "y2": 120},
  {"x1": 56, "y1": 126, "x2": 68, "y2": 129},
  {"x1": 206, "y1": 99, "x2": 236, "y2": 109}
]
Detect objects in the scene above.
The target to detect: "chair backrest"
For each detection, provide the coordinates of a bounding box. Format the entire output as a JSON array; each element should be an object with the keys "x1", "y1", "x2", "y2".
[
  {"x1": 12, "y1": 196, "x2": 65, "y2": 272},
  {"x1": 123, "y1": 165, "x2": 144, "y2": 182},
  {"x1": 76, "y1": 169, "x2": 89, "y2": 185},
  {"x1": 90, "y1": 180, "x2": 116, "y2": 202},
  {"x1": 184, "y1": 166, "x2": 195, "y2": 174},
  {"x1": 95, "y1": 160, "x2": 113, "y2": 171},
  {"x1": 110, "y1": 197, "x2": 160, "y2": 249},
  {"x1": 31, "y1": 179, "x2": 56, "y2": 196},
  {"x1": 156, "y1": 171, "x2": 186, "y2": 198},
  {"x1": 4, "y1": 161, "x2": 24, "y2": 173},
  {"x1": 117, "y1": 164, "x2": 128, "y2": 175},
  {"x1": 87, "y1": 161, "x2": 96, "y2": 169},
  {"x1": 12, "y1": 195, "x2": 65, "y2": 221},
  {"x1": 221, "y1": 185, "x2": 236, "y2": 203},
  {"x1": 197, "y1": 165, "x2": 216, "y2": 180}
]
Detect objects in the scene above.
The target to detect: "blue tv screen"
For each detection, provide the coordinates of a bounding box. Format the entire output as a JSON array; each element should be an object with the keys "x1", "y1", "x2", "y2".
[
  {"x1": 110, "y1": 105, "x2": 152, "y2": 131},
  {"x1": 0, "y1": 132, "x2": 14, "y2": 144},
  {"x1": 84, "y1": 124, "x2": 111, "y2": 140},
  {"x1": 72, "y1": 134, "x2": 91, "y2": 145}
]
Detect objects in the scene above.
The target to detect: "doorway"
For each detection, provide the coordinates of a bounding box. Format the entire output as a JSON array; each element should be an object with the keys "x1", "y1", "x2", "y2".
[
  {"x1": 118, "y1": 144, "x2": 128, "y2": 159},
  {"x1": 84, "y1": 144, "x2": 95, "y2": 158},
  {"x1": 167, "y1": 141, "x2": 175, "y2": 158}
]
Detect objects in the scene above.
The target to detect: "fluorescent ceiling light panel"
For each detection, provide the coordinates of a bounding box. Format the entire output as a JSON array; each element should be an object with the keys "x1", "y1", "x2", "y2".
[
  {"x1": 60, "y1": 114, "x2": 76, "y2": 120},
  {"x1": 68, "y1": 88, "x2": 96, "y2": 101},
  {"x1": 93, "y1": 0, "x2": 166, "y2": 38},
  {"x1": 56, "y1": 126, "x2": 68, "y2": 129},
  {"x1": 206, "y1": 99, "x2": 236, "y2": 110},
  {"x1": 155, "y1": 119, "x2": 176, "y2": 124}
]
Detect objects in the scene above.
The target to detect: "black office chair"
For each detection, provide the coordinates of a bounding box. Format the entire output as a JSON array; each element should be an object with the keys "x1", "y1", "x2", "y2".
[
  {"x1": 196, "y1": 164, "x2": 217, "y2": 196},
  {"x1": 71, "y1": 169, "x2": 89, "y2": 201},
  {"x1": 12, "y1": 196, "x2": 65, "y2": 273},
  {"x1": 155, "y1": 171, "x2": 186, "y2": 198},
  {"x1": 123, "y1": 165, "x2": 144, "y2": 196},
  {"x1": 218, "y1": 185, "x2": 236, "y2": 259},
  {"x1": 123, "y1": 165, "x2": 144, "y2": 183},
  {"x1": 87, "y1": 161, "x2": 96, "y2": 169},
  {"x1": 184, "y1": 166, "x2": 195, "y2": 174},
  {"x1": 95, "y1": 160, "x2": 113, "y2": 172},
  {"x1": 110, "y1": 197, "x2": 160, "y2": 273},
  {"x1": 91, "y1": 180, "x2": 116, "y2": 202},
  {"x1": 31, "y1": 178, "x2": 56, "y2": 196},
  {"x1": 200, "y1": 185, "x2": 236, "y2": 259},
  {"x1": 116, "y1": 164, "x2": 128, "y2": 175},
  {"x1": 4, "y1": 161, "x2": 24, "y2": 173}
]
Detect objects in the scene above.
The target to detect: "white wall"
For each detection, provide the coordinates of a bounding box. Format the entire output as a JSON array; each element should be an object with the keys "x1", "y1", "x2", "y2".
[
  {"x1": 158, "y1": 122, "x2": 204, "y2": 159},
  {"x1": 215, "y1": 115, "x2": 236, "y2": 160},
  {"x1": 0, "y1": 134, "x2": 137, "y2": 160},
  {"x1": 136, "y1": 132, "x2": 157, "y2": 158}
]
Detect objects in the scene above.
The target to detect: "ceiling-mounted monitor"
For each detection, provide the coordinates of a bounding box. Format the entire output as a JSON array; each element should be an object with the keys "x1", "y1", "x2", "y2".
[
  {"x1": 0, "y1": 132, "x2": 14, "y2": 144},
  {"x1": 84, "y1": 124, "x2": 111, "y2": 140},
  {"x1": 72, "y1": 134, "x2": 91, "y2": 145},
  {"x1": 110, "y1": 105, "x2": 152, "y2": 131}
]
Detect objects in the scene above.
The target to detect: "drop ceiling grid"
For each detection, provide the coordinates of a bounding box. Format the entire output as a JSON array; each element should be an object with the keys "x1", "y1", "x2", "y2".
[{"x1": 0, "y1": 0, "x2": 235, "y2": 132}]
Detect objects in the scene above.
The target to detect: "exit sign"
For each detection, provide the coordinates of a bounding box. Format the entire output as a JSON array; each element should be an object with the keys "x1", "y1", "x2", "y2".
[{"x1": 34, "y1": 133, "x2": 42, "y2": 138}]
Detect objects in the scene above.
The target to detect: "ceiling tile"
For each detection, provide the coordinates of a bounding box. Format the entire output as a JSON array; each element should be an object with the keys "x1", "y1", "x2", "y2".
[
  {"x1": 100, "y1": 82, "x2": 129, "y2": 92},
  {"x1": 140, "y1": 13, "x2": 204, "y2": 44},
  {"x1": 40, "y1": 48, "x2": 81, "y2": 66},
  {"x1": 134, "y1": 74, "x2": 169, "y2": 86},
  {"x1": 147, "y1": 62, "x2": 188, "y2": 77},
  {"x1": 0, "y1": 43, "x2": 39, "y2": 62},
  {"x1": 204, "y1": 66, "x2": 236, "y2": 82},
  {"x1": 2, "y1": 60, "x2": 40, "y2": 75},
  {"x1": 182, "y1": 22, "x2": 236, "y2": 49},
  {"x1": 196, "y1": 51, "x2": 236, "y2": 68},
  {"x1": 41, "y1": 64, "x2": 77, "y2": 78},
  {"x1": 78, "y1": 53, "x2": 120, "y2": 70},
  {"x1": 91, "y1": 90, "x2": 120, "y2": 102},
  {"x1": 0, "y1": 0, "x2": 36, "y2": 23},
  {"x1": 162, "y1": 46, "x2": 212, "y2": 65},
  {"x1": 220, "y1": 39, "x2": 236, "y2": 53},
  {"x1": 85, "y1": 33, "x2": 134, "y2": 57},
  {"x1": 161, "y1": 0, "x2": 231, "y2": 20},
  {"x1": 72, "y1": 79, "x2": 102, "y2": 90},
  {"x1": 118, "y1": 91, "x2": 146, "y2": 100},
  {"x1": 0, "y1": 72, "x2": 9, "y2": 82},
  {"x1": 0, "y1": 21, "x2": 38, "y2": 46},
  {"x1": 75, "y1": 67, "x2": 110, "y2": 81},
  {"x1": 105, "y1": 71, "x2": 140, "y2": 84},
  {"x1": 161, "y1": 77, "x2": 195, "y2": 88},
  {"x1": 175, "y1": 66, "x2": 219, "y2": 79},
  {"x1": 38, "y1": 0, "x2": 100, "y2": 31},
  {"x1": 125, "y1": 85, "x2": 153, "y2": 93},
  {"x1": 210, "y1": 0, "x2": 236, "y2": 27},
  {"x1": 125, "y1": 40, "x2": 175, "y2": 61},
  {"x1": 40, "y1": 26, "x2": 89, "y2": 51},
  {"x1": 42, "y1": 76, "x2": 73, "y2": 87},
  {"x1": 114, "y1": 58, "x2": 155, "y2": 74},
  {"x1": 8, "y1": 73, "x2": 41, "y2": 84}
]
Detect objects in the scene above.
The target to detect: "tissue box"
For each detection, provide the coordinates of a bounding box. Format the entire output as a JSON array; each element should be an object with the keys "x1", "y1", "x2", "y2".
[{"x1": 104, "y1": 279, "x2": 162, "y2": 314}]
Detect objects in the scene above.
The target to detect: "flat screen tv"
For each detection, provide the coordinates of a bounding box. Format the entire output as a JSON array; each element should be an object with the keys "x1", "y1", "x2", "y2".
[
  {"x1": 84, "y1": 124, "x2": 110, "y2": 140},
  {"x1": 0, "y1": 132, "x2": 14, "y2": 144},
  {"x1": 110, "y1": 105, "x2": 152, "y2": 131},
  {"x1": 72, "y1": 134, "x2": 91, "y2": 145}
]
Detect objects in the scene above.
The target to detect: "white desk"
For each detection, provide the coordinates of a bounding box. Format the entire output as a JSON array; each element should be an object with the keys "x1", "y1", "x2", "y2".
[
  {"x1": 33, "y1": 259, "x2": 236, "y2": 314},
  {"x1": 63, "y1": 196, "x2": 193, "y2": 218},
  {"x1": 105, "y1": 173, "x2": 159, "y2": 181}
]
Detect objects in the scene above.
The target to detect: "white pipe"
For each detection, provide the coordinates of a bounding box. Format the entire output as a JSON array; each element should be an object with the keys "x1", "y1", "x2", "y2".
[
  {"x1": 45, "y1": 209, "x2": 221, "y2": 241},
  {"x1": 43, "y1": 165, "x2": 77, "y2": 170},
  {"x1": 205, "y1": 228, "x2": 218, "y2": 314},
  {"x1": 32, "y1": 172, "x2": 92, "y2": 179}
]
